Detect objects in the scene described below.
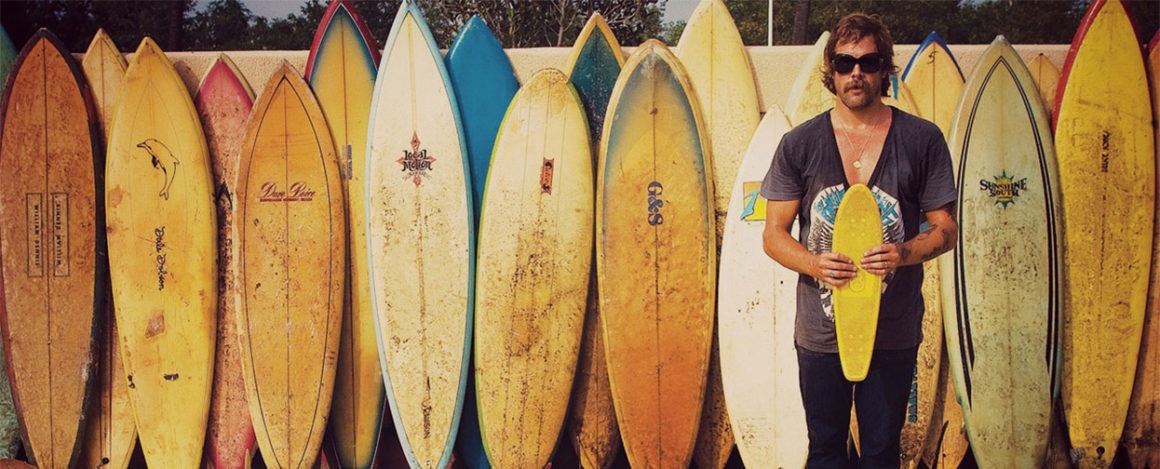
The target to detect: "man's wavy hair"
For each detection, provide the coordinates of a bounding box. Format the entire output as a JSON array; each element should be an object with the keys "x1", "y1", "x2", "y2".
[{"x1": 821, "y1": 13, "x2": 898, "y2": 97}]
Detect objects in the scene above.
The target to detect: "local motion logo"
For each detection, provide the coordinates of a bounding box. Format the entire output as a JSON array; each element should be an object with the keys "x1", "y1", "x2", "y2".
[{"x1": 398, "y1": 132, "x2": 436, "y2": 186}]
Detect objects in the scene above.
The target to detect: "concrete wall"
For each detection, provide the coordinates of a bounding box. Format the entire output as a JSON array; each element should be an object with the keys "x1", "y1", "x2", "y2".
[{"x1": 124, "y1": 43, "x2": 1070, "y2": 115}]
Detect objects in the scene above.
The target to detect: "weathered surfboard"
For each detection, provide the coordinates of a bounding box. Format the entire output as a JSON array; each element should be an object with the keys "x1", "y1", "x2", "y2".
[
  {"x1": 675, "y1": 2, "x2": 761, "y2": 465},
  {"x1": 561, "y1": 13, "x2": 623, "y2": 469},
  {"x1": 445, "y1": 16, "x2": 518, "y2": 469},
  {"x1": 902, "y1": 32, "x2": 964, "y2": 135},
  {"x1": 194, "y1": 53, "x2": 257, "y2": 469},
  {"x1": 236, "y1": 62, "x2": 345, "y2": 469},
  {"x1": 598, "y1": 39, "x2": 715, "y2": 469},
  {"x1": 1122, "y1": 28, "x2": 1160, "y2": 469},
  {"x1": 0, "y1": 23, "x2": 21, "y2": 461},
  {"x1": 304, "y1": 1, "x2": 385, "y2": 467},
  {"x1": 1054, "y1": 0, "x2": 1155, "y2": 465},
  {"x1": 0, "y1": 28, "x2": 100, "y2": 469},
  {"x1": 474, "y1": 68, "x2": 592, "y2": 469},
  {"x1": 941, "y1": 35, "x2": 1061, "y2": 467},
  {"x1": 366, "y1": 1, "x2": 473, "y2": 467},
  {"x1": 106, "y1": 37, "x2": 217, "y2": 468},
  {"x1": 78, "y1": 28, "x2": 137, "y2": 469},
  {"x1": 717, "y1": 107, "x2": 806, "y2": 468}
]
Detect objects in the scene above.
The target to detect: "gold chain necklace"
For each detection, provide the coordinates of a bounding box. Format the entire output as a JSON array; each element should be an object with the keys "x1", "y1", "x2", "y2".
[{"x1": 837, "y1": 111, "x2": 884, "y2": 170}]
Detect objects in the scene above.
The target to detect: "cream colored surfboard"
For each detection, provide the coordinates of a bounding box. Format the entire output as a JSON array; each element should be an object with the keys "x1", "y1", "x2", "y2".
[
  {"x1": 0, "y1": 29, "x2": 99, "y2": 469},
  {"x1": 195, "y1": 53, "x2": 257, "y2": 469},
  {"x1": 902, "y1": 32, "x2": 964, "y2": 135},
  {"x1": 1122, "y1": 29, "x2": 1160, "y2": 469},
  {"x1": 675, "y1": 3, "x2": 761, "y2": 465},
  {"x1": 785, "y1": 32, "x2": 833, "y2": 126},
  {"x1": 562, "y1": 14, "x2": 623, "y2": 469},
  {"x1": 598, "y1": 39, "x2": 715, "y2": 469},
  {"x1": 78, "y1": 28, "x2": 137, "y2": 469},
  {"x1": 105, "y1": 37, "x2": 216, "y2": 468},
  {"x1": 1028, "y1": 54, "x2": 1060, "y2": 120},
  {"x1": 717, "y1": 107, "x2": 807, "y2": 468},
  {"x1": 831, "y1": 184, "x2": 882, "y2": 382},
  {"x1": 941, "y1": 35, "x2": 1061, "y2": 467},
  {"x1": 1055, "y1": 0, "x2": 1155, "y2": 466},
  {"x1": 366, "y1": 1, "x2": 472, "y2": 468},
  {"x1": 474, "y1": 68, "x2": 592, "y2": 469},
  {"x1": 236, "y1": 62, "x2": 345, "y2": 469}
]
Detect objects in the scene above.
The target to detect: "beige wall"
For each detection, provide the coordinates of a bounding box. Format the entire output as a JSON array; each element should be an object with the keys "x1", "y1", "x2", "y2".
[{"x1": 109, "y1": 43, "x2": 1070, "y2": 115}]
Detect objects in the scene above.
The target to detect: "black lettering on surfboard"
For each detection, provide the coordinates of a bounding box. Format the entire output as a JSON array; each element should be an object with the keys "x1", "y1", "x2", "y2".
[
  {"x1": 647, "y1": 181, "x2": 664, "y2": 226},
  {"x1": 155, "y1": 226, "x2": 168, "y2": 291},
  {"x1": 978, "y1": 170, "x2": 1028, "y2": 208},
  {"x1": 398, "y1": 131, "x2": 436, "y2": 186},
  {"x1": 51, "y1": 193, "x2": 69, "y2": 276},
  {"x1": 27, "y1": 193, "x2": 44, "y2": 277},
  {"x1": 1100, "y1": 130, "x2": 1110, "y2": 173}
]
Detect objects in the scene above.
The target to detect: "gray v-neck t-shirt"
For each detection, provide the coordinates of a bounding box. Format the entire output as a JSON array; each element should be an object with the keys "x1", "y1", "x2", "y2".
[{"x1": 761, "y1": 107, "x2": 956, "y2": 353}]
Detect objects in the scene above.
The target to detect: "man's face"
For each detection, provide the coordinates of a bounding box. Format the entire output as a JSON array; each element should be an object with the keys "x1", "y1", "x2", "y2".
[{"x1": 831, "y1": 35, "x2": 886, "y2": 111}]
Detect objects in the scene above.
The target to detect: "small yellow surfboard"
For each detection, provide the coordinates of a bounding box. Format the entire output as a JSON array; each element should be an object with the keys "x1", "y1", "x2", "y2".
[
  {"x1": 236, "y1": 62, "x2": 345, "y2": 469},
  {"x1": 831, "y1": 184, "x2": 883, "y2": 382},
  {"x1": 105, "y1": 37, "x2": 217, "y2": 468},
  {"x1": 78, "y1": 28, "x2": 138, "y2": 469}
]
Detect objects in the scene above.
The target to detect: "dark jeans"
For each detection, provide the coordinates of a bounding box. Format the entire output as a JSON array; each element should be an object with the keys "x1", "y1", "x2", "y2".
[{"x1": 796, "y1": 345, "x2": 919, "y2": 469}]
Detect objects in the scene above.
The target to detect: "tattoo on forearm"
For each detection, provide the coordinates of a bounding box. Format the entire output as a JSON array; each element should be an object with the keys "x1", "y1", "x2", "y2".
[{"x1": 906, "y1": 223, "x2": 955, "y2": 263}]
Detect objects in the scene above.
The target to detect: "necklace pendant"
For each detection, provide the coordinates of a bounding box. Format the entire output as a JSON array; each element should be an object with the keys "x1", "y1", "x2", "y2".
[{"x1": 853, "y1": 160, "x2": 862, "y2": 169}]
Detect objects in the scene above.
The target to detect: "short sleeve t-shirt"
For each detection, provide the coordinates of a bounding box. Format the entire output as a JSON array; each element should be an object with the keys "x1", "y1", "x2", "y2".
[{"x1": 761, "y1": 107, "x2": 956, "y2": 353}]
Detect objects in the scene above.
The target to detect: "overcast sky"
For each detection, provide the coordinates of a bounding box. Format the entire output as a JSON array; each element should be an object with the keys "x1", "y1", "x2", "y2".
[{"x1": 199, "y1": 0, "x2": 700, "y2": 23}]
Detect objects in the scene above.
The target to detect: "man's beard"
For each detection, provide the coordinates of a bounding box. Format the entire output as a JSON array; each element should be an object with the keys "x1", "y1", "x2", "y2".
[{"x1": 839, "y1": 78, "x2": 877, "y2": 110}]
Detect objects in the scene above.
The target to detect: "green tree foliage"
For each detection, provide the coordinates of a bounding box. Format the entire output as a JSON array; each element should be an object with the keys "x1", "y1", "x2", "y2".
[
  {"x1": 0, "y1": 0, "x2": 194, "y2": 52},
  {"x1": 422, "y1": 0, "x2": 665, "y2": 47}
]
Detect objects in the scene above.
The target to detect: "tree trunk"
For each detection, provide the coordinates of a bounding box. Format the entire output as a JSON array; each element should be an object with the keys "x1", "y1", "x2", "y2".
[{"x1": 792, "y1": 0, "x2": 810, "y2": 45}]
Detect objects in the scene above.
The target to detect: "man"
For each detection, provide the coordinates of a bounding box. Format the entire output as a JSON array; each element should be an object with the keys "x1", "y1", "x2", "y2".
[{"x1": 760, "y1": 13, "x2": 958, "y2": 469}]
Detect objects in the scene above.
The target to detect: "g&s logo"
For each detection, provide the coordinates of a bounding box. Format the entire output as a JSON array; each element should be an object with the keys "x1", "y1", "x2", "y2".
[{"x1": 647, "y1": 181, "x2": 664, "y2": 226}]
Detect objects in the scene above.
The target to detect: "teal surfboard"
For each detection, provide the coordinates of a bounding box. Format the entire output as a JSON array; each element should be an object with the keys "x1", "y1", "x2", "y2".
[{"x1": 445, "y1": 15, "x2": 517, "y2": 469}]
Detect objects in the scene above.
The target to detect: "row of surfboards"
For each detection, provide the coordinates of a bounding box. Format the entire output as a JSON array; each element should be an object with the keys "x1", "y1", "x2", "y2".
[{"x1": 0, "y1": 0, "x2": 1157, "y2": 468}]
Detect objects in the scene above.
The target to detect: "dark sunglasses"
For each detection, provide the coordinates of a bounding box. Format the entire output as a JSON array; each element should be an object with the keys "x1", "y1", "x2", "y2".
[{"x1": 831, "y1": 53, "x2": 886, "y2": 74}]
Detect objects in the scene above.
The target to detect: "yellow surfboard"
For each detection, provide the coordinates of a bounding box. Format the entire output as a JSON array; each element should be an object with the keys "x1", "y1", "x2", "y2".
[
  {"x1": 304, "y1": 1, "x2": 385, "y2": 466},
  {"x1": 236, "y1": 62, "x2": 345, "y2": 469},
  {"x1": 473, "y1": 68, "x2": 592, "y2": 469},
  {"x1": 78, "y1": 28, "x2": 138, "y2": 469},
  {"x1": 105, "y1": 37, "x2": 216, "y2": 468},
  {"x1": 194, "y1": 53, "x2": 257, "y2": 469},
  {"x1": 1055, "y1": 0, "x2": 1155, "y2": 466},
  {"x1": 562, "y1": 14, "x2": 623, "y2": 469},
  {"x1": 785, "y1": 32, "x2": 834, "y2": 126},
  {"x1": 0, "y1": 29, "x2": 99, "y2": 469},
  {"x1": 831, "y1": 184, "x2": 883, "y2": 382},
  {"x1": 598, "y1": 39, "x2": 715, "y2": 469},
  {"x1": 366, "y1": 2, "x2": 472, "y2": 467},
  {"x1": 1028, "y1": 54, "x2": 1060, "y2": 120},
  {"x1": 675, "y1": 3, "x2": 760, "y2": 465},
  {"x1": 1122, "y1": 29, "x2": 1160, "y2": 469},
  {"x1": 902, "y1": 33, "x2": 964, "y2": 135}
]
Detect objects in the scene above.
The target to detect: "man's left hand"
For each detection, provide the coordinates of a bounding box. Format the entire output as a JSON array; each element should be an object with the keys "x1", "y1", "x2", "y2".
[{"x1": 861, "y1": 243, "x2": 902, "y2": 276}]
